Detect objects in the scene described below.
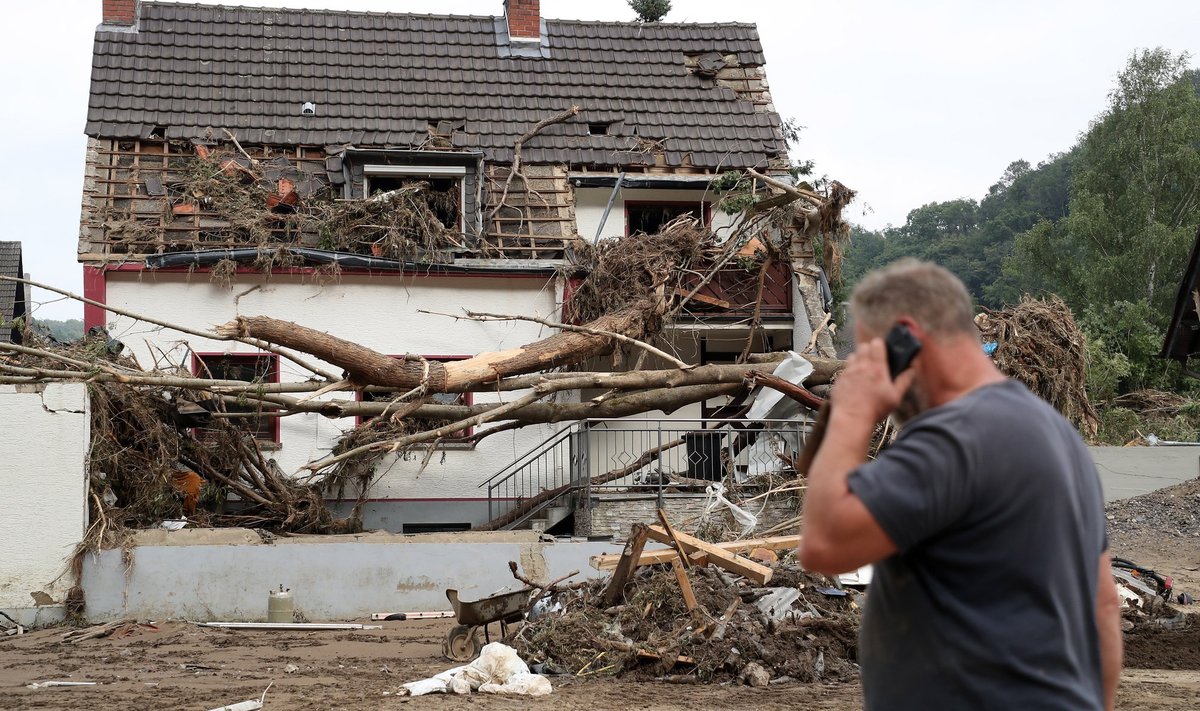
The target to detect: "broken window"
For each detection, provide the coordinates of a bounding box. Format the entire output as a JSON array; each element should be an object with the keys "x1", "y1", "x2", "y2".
[
  {"x1": 363, "y1": 165, "x2": 465, "y2": 232},
  {"x1": 359, "y1": 355, "x2": 473, "y2": 444},
  {"x1": 625, "y1": 201, "x2": 709, "y2": 236},
  {"x1": 192, "y1": 353, "x2": 279, "y2": 444}
]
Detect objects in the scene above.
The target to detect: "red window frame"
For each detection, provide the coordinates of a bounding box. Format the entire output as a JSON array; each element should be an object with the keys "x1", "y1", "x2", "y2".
[
  {"x1": 357, "y1": 355, "x2": 474, "y2": 444},
  {"x1": 624, "y1": 200, "x2": 711, "y2": 238},
  {"x1": 191, "y1": 352, "x2": 281, "y2": 444}
]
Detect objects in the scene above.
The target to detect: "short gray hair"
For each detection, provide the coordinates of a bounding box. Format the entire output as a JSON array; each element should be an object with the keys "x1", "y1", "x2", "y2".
[{"x1": 850, "y1": 259, "x2": 977, "y2": 338}]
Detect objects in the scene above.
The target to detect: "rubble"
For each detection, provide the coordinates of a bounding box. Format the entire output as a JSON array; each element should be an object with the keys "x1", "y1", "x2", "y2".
[
  {"x1": 976, "y1": 295, "x2": 1099, "y2": 438},
  {"x1": 511, "y1": 524, "x2": 860, "y2": 684}
]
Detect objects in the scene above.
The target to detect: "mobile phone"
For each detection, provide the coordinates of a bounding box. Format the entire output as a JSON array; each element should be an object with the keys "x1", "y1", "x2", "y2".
[{"x1": 885, "y1": 324, "x2": 922, "y2": 379}]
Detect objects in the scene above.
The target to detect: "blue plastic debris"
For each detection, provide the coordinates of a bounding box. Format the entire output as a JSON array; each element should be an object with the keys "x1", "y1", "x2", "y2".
[{"x1": 982, "y1": 342, "x2": 998, "y2": 356}]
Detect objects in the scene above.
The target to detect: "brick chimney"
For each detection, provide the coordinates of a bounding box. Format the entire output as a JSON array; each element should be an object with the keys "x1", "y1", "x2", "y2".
[
  {"x1": 102, "y1": 0, "x2": 139, "y2": 26},
  {"x1": 504, "y1": 0, "x2": 540, "y2": 42}
]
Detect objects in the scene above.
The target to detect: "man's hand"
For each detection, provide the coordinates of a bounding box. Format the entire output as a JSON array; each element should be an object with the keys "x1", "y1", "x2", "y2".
[{"x1": 832, "y1": 337, "x2": 917, "y2": 424}]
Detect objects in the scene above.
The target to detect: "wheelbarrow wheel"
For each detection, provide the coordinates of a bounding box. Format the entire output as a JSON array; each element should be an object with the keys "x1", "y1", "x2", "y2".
[{"x1": 443, "y1": 624, "x2": 481, "y2": 662}]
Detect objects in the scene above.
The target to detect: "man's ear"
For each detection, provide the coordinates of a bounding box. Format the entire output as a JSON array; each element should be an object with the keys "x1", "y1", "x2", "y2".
[{"x1": 896, "y1": 316, "x2": 927, "y2": 343}]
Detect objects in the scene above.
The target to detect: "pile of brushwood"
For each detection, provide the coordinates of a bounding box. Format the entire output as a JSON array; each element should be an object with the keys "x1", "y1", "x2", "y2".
[
  {"x1": 977, "y1": 295, "x2": 1100, "y2": 438},
  {"x1": 2, "y1": 331, "x2": 336, "y2": 539},
  {"x1": 515, "y1": 565, "x2": 859, "y2": 684},
  {"x1": 512, "y1": 541, "x2": 859, "y2": 683},
  {"x1": 111, "y1": 141, "x2": 464, "y2": 266}
]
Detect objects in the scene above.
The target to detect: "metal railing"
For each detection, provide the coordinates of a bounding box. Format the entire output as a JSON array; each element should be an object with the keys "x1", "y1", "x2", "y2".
[{"x1": 480, "y1": 417, "x2": 811, "y2": 530}]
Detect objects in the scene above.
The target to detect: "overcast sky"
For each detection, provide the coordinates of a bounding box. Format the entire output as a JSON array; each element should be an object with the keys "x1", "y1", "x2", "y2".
[{"x1": 3, "y1": 0, "x2": 1199, "y2": 320}]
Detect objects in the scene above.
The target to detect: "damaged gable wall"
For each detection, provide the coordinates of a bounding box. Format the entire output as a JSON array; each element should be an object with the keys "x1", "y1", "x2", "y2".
[{"x1": 0, "y1": 384, "x2": 89, "y2": 625}]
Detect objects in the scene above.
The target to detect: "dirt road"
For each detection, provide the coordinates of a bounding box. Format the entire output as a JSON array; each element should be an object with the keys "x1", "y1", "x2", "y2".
[{"x1": 1, "y1": 616, "x2": 1196, "y2": 710}]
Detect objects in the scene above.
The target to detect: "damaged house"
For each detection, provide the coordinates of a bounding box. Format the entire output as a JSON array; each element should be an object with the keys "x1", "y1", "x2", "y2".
[
  {"x1": 0, "y1": 242, "x2": 28, "y2": 344},
  {"x1": 78, "y1": 0, "x2": 836, "y2": 534}
]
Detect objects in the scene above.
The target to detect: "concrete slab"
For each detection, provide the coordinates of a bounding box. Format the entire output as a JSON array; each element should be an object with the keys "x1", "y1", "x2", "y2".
[
  {"x1": 81, "y1": 537, "x2": 622, "y2": 623},
  {"x1": 1090, "y1": 446, "x2": 1200, "y2": 502}
]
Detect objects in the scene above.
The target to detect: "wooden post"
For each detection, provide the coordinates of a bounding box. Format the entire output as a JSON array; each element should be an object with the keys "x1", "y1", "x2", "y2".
[
  {"x1": 602, "y1": 523, "x2": 649, "y2": 607},
  {"x1": 656, "y1": 508, "x2": 690, "y2": 569},
  {"x1": 670, "y1": 557, "x2": 699, "y2": 613}
]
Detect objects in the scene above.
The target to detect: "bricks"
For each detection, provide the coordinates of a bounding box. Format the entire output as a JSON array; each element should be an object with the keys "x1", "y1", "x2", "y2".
[
  {"x1": 504, "y1": 0, "x2": 540, "y2": 39},
  {"x1": 102, "y1": 0, "x2": 138, "y2": 26}
]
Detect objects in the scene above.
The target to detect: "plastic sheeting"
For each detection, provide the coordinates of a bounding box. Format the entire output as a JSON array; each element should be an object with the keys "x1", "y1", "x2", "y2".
[{"x1": 400, "y1": 643, "x2": 552, "y2": 697}]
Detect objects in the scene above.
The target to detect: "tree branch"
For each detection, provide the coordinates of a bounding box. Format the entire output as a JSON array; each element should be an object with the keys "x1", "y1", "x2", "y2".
[{"x1": 418, "y1": 308, "x2": 692, "y2": 370}]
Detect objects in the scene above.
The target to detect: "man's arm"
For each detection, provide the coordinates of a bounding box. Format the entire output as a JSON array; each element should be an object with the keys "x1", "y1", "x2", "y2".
[
  {"x1": 798, "y1": 406, "x2": 897, "y2": 574},
  {"x1": 1095, "y1": 549, "x2": 1122, "y2": 711},
  {"x1": 798, "y1": 339, "x2": 903, "y2": 575}
]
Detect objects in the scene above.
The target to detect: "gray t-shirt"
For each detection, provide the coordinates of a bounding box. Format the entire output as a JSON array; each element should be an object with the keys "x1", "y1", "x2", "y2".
[{"x1": 847, "y1": 379, "x2": 1107, "y2": 710}]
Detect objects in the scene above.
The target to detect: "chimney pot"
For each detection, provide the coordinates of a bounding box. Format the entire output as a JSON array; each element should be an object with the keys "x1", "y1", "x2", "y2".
[
  {"x1": 102, "y1": 0, "x2": 139, "y2": 26},
  {"x1": 504, "y1": 0, "x2": 540, "y2": 42}
]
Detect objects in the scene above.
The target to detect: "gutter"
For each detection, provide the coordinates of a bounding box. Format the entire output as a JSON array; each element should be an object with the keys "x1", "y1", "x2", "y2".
[{"x1": 143, "y1": 248, "x2": 559, "y2": 276}]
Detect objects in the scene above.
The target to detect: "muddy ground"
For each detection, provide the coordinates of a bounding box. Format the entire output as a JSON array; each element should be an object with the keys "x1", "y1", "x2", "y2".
[
  {"x1": 1, "y1": 611, "x2": 1197, "y2": 710},
  {"x1": 2, "y1": 478, "x2": 1198, "y2": 710}
]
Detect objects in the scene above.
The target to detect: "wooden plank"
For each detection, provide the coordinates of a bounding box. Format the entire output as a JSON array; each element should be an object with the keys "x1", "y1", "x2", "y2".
[
  {"x1": 656, "y1": 508, "x2": 689, "y2": 569},
  {"x1": 675, "y1": 288, "x2": 731, "y2": 309},
  {"x1": 591, "y1": 534, "x2": 799, "y2": 571},
  {"x1": 601, "y1": 523, "x2": 649, "y2": 607},
  {"x1": 671, "y1": 557, "x2": 699, "y2": 612},
  {"x1": 645, "y1": 526, "x2": 774, "y2": 584}
]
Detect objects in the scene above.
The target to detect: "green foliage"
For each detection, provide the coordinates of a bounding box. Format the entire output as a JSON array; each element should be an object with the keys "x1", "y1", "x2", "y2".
[
  {"x1": 628, "y1": 0, "x2": 670, "y2": 22},
  {"x1": 33, "y1": 318, "x2": 85, "y2": 343},
  {"x1": 844, "y1": 48, "x2": 1200, "y2": 413}
]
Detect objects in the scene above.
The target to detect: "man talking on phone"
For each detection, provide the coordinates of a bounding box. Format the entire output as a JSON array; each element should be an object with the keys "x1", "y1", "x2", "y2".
[{"x1": 798, "y1": 259, "x2": 1121, "y2": 710}]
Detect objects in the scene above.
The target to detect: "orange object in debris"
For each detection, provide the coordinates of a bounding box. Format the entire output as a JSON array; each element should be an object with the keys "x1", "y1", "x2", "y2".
[
  {"x1": 195, "y1": 144, "x2": 210, "y2": 159},
  {"x1": 749, "y1": 547, "x2": 780, "y2": 564},
  {"x1": 172, "y1": 202, "x2": 199, "y2": 214},
  {"x1": 170, "y1": 469, "x2": 204, "y2": 516}
]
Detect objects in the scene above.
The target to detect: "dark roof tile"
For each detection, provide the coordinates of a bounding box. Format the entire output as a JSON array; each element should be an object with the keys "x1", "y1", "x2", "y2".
[{"x1": 85, "y1": 2, "x2": 782, "y2": 169}]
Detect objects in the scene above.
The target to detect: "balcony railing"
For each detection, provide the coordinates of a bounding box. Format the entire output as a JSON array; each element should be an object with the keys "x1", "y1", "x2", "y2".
[{"x1": 679, "y1": 260, "x2": 792, "y2": 320}]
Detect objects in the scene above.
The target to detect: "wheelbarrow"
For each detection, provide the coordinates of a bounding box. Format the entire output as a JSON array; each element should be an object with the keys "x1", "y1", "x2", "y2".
[{"x1": 442, "y1": 587, "x2": 533, "y2": 662}]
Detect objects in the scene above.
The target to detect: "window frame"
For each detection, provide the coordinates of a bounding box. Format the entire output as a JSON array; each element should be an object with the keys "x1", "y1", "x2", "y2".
[
  {"x1": 356, "y1": 354, "x2": 475, "y2": 448},
  {"x1": 190, "y1": 352, "x2": 281, "y2": 445},
  {"x1": 363, "y1": 164, "x2": 467, "y2": 233},
  {"x1": 624, "y1": 199, "x2": 711, "y2": 238}
]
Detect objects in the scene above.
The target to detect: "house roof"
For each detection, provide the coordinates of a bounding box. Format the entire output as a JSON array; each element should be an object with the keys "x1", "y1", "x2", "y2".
[
  {"x1": 1161, "y1": 226, "x2": 1200, "y2": 360},
  {"x1": 85, "y1": 2, "x2": 786, "y2": 169},
  {"x1": 0, "y1": 241, "x2": 24, "y2": 343}
]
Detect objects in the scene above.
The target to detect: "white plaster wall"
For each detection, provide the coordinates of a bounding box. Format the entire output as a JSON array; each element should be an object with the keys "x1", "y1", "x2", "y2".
[
  {"x1": 575, "y1": 187, "x2": 738, "y2": 243},
  {"x1": 0, "y1": 384, "x2": 89, "y2": 618},
  {"x1": 103, "y1": 272, "x2": 566, "y2": 500}
]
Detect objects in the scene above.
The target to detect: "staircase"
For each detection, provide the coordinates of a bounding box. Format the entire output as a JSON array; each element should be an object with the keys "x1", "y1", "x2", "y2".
[{"x1": 478, "y1": 423, "x2": 588, "y2": 532}]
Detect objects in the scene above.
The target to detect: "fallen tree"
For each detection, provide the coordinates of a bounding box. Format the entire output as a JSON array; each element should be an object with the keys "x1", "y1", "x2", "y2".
[{"x1": 0, "y1": 167, "x2": 855, "y2": 535}]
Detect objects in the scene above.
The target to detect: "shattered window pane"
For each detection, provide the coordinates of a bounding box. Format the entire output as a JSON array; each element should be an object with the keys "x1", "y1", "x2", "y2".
[
  {"x1": 194, "y1": 354, "x2": 279, "y2": 443},
  {"x1": 366, "y1": 176, "x2": 462, "y2": 231},
  {"x1": 626, "y1": 201, "x2": 707, "y2": 236}
]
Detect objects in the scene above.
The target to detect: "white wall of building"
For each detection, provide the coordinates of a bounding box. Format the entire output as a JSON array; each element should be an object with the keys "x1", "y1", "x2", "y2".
[
  {"x1": 575, "y1": 187, "x2": 739, "y2": 243},
  {"x1": 0, "y1": 383, "x2": 89, "y2": 624},
  {"x1": 103, "y1": 272, "x2": 566, "y2": 510}
]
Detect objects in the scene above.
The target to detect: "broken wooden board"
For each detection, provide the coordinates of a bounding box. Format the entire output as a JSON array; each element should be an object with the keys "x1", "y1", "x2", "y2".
[
  {"x1": 645, "y1": 525, "x2": 774, "y2": 584},
  {"x1": 601, "y1": 523, "x2": 649, "y2": 607},
  {"x1": 591, "y1": 534, "x2": 800, "y2": 571},
  {"x1": 671, "y1": 557, "x2": 699, "y2": 612}
]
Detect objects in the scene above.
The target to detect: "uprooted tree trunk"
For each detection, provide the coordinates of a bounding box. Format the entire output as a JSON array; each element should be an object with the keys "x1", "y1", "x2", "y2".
[{"x1": 219, "y1": 298, "x2": 665, "y2": 393}]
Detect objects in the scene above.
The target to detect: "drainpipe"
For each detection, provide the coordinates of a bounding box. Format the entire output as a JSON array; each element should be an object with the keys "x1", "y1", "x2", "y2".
[{"x1": 593, "y1": 172, "x2": 626, "y2": 243}]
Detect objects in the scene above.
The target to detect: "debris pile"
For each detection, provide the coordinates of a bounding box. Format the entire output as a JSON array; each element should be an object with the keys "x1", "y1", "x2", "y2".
[
  {"x1": 977, "y1": 295, "x2": 1099, "y2": 438},
  {"x1": 511, "y1": 525, "x2": 859, "y2": 684},
  {"x1": 107, "y1": 141, "x2": 460, "y2": 265},
  {"x1": 1106, "y1": 476, "x2": 1200, "y2": 540}
]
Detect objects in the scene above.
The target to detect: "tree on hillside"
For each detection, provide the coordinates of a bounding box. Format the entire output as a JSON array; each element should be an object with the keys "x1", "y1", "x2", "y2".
[
  {"x1": 1053, "y1": 48, "x2": 1200, "y2": 324},
  {"x1": 629, "y1": 0, "x2": 671, "y2": 22}
]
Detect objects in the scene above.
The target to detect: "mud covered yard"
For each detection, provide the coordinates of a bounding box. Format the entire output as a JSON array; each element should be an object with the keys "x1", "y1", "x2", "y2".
[{"x1": 0, "y1": 613, "x2": 1197, "y2": 710}]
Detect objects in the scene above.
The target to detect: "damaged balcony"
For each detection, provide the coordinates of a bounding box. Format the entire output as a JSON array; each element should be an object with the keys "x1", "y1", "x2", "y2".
[
  {"x1": 677, "y1": 259, "x2": 793, "y2": 323},
  {"x1": 79, "y1": 139, "x2": 577, "y2": 266}
]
